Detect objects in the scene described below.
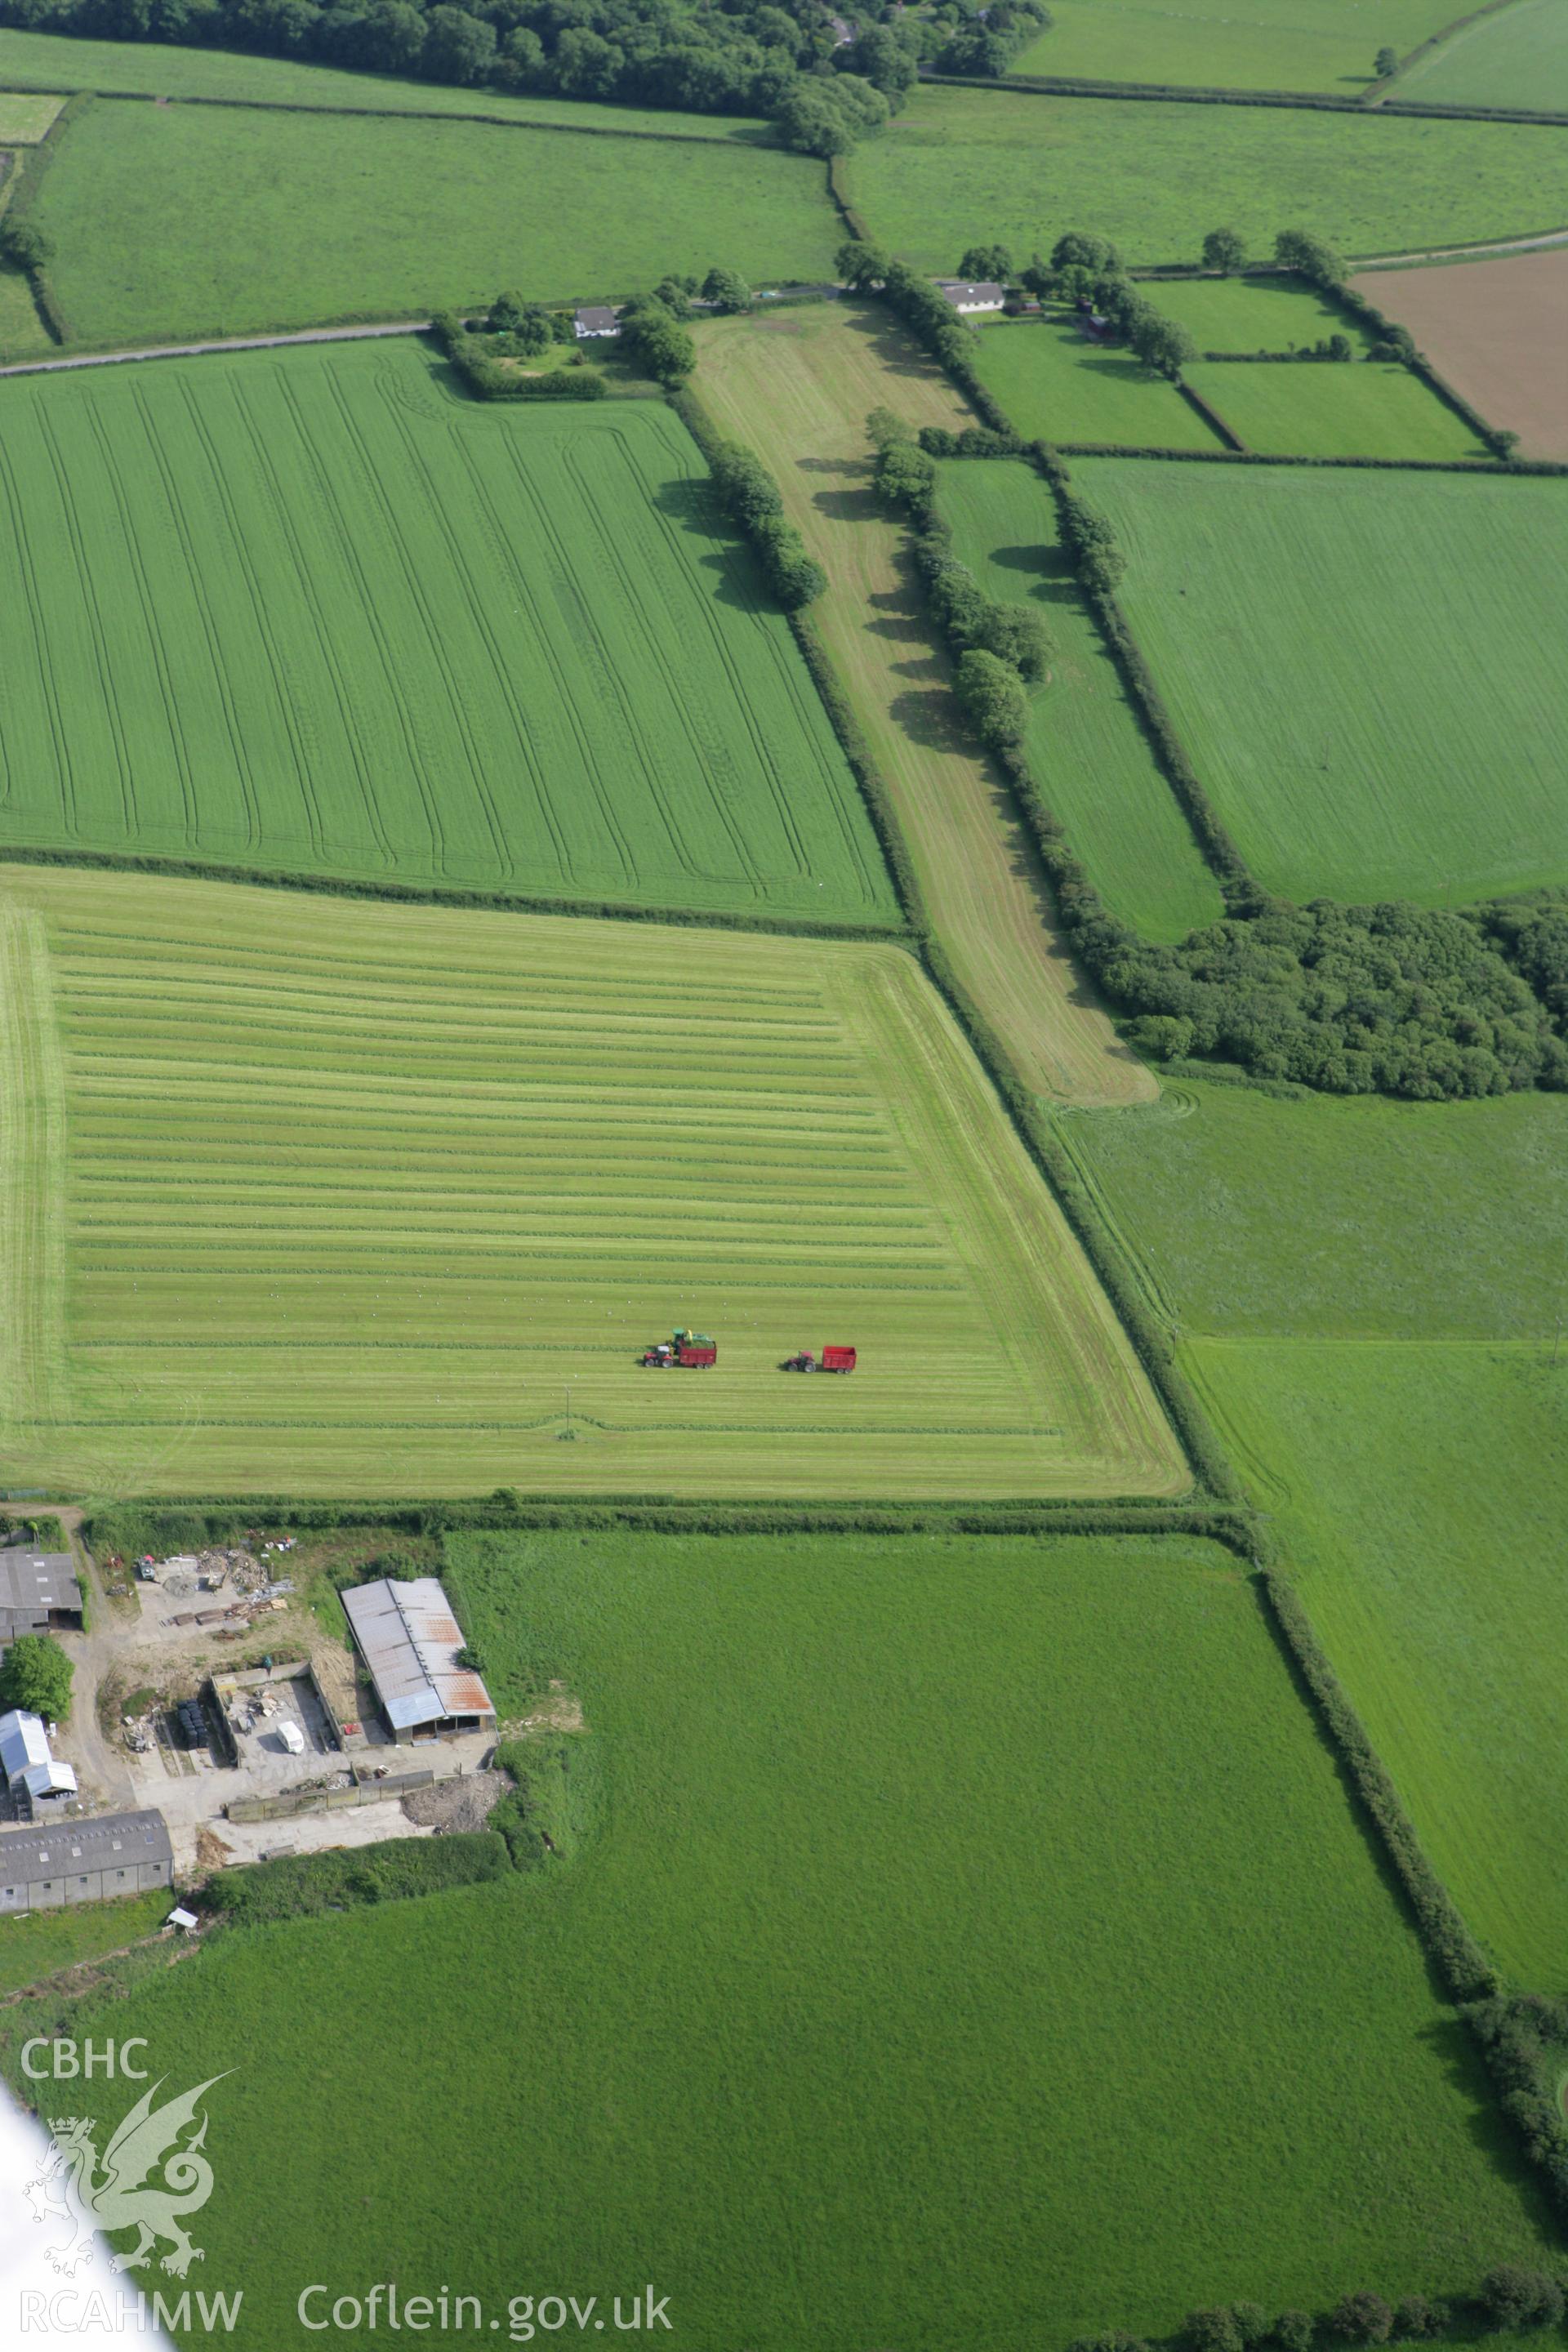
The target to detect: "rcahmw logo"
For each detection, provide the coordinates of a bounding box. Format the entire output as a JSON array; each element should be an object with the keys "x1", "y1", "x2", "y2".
[{"x1": 20, "y1": 2042, "x2": 236, "y2": 2292}]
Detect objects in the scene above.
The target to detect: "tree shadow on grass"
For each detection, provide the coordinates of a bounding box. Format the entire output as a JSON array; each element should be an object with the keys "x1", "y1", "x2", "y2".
[
  {"x1": 648, "y1": 474, "x2": 764, "y2": 612},
  {"x1": 987, "y1": 541, "x2": 1078, "y2": 608}
]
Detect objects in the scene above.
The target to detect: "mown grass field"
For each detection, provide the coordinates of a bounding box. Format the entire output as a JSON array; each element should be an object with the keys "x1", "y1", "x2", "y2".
[
  {"x1": 0, "y1": 864, "x2": 1183, "y2": 1499},
  {"x1": 0, "y1": 340, "x2": 890, "y2": 921},
  {"x1": 1396, "y1": 0, "x2": 1568, "y2": 111},
  {"x1": 969, "y1": 316, "x2": 1223, "y2": 447},
  {"x1": 0, "y1": 23, "x2": 765, "y2": 136},
  {"x1": 33, "y1": 96, "x2": 838, "y2": 345},
  {"x1": 1186, "y1": 359, "x2": 1490, "y2": 456},
  {"x1": 1152, "y1": 274, "x2": 1379, "y2": 350},
  {"x1": 1192, "y1": 1341, "x2": 1568, "y2": 1988},
  {"x1": 4, "y1": 1530, "x2": 1552, "y2": 2350},
  {"x1": 937, "y1": 459, "x2": 1223, "y2": 940},
  {"x1": 1072, "y1": 458, "x2": 1568, "y2": 904},
  {"x1": 845, "y1": 87, "x2": 1568, "y2": 269},
  {"x1": 1011, "y1": 0, "x2": 1457, "y2": 91},
  {"x1": 695, "y1": 302, "x2": 1154, "y2": 1105}
]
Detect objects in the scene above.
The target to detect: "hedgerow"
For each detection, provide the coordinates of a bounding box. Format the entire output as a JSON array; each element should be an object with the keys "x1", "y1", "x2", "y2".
[
  {"x1": 1258, "y1": 1570, "x2": 1497, "y2": 2001},
  {"x1": 199, "y1": 1833, "x2": 512, "y2": 1922},
  {"x1": 672, "y1": 386, "x2": 826, "y2": 608}
]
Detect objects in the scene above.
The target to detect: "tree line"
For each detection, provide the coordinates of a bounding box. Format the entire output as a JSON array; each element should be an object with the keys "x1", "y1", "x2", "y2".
[{"x1": 0, "y1": 0, "x2": 1049, "y2": 143}]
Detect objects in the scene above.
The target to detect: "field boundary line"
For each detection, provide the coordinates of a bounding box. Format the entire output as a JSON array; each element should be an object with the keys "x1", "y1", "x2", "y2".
[
  {"x1": 1370, "y1": 0, "x2": 1531, "y2": 101},
  {"x1": 921, "y1": 62, "x2": 1568, "y2": 122},
  {"x1": 0, "y1": 317, "x2": 433, "y2": 378},
  {"x1": 0, "y1": 896, "x2": 68, "y2": 1428},
  {"x1": 0, "y1": 845, "x2": 911, "y2": 943}
]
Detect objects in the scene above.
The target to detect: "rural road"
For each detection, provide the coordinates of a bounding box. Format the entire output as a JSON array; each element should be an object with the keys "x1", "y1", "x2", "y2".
[
  {"x1": 0, "y1": 316, "x2": 434, "y2": 379},
  {"x1": 1361, "y1": 226, "x2": 1568, "y2": 266}
]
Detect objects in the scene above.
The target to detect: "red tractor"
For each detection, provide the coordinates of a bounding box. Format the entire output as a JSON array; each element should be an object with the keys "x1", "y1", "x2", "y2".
[
  {"x1": 642, "y1": 1328, "x2": 717, "y2": 1368},
  {"x1": 783, "y1": 1346, "x2": 857, "y2": 1374}
]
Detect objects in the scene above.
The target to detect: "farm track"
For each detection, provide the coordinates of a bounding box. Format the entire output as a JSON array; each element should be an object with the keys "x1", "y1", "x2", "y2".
[
  {"x1": 695, "y1": 303, "x2": 1155, "y2": 1108},
  {"x1": 0, "y1": 865, "x2": 1185, "y2": 1500}
]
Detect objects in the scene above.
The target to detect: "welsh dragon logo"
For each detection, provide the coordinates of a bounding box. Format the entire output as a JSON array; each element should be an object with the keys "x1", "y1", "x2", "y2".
[{"x1": 25, "y1": 2074, "x2": 230, "y2": 2278}]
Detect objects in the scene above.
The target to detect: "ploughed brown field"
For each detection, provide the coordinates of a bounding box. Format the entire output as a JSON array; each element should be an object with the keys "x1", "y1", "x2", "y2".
[{"x1": 1353, "y1": 247, "x2": 1568, "y2": 458}]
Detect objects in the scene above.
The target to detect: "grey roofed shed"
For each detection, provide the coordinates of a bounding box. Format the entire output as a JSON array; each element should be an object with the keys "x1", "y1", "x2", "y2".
[
  {"x1": 341, "y1": 1578, "x2": 497, "y2": 1740},
  {"x1": 0, "y1": 1810, "x2": 173, "y2": 1912},
  {"x1": 0, "y1": 1552, "x2": 82, "y2": 1640}
]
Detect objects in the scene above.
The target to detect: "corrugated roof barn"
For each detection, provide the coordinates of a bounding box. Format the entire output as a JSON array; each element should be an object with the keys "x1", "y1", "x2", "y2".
[
  {"x1": 341, "y1": 1579, "x2": 497, "y2": 1744},
  {"x1": 0, "y1": 1810, "x2": 172, "y2": 1911},
  {"x1": 0, "y1": 1552, "x2": 82, "y2": 1642}
]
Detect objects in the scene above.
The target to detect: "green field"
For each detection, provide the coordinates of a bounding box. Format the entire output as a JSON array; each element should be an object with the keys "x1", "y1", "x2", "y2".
[
  {"x1": 0, "y1": 865, "x2": 1183, "y2": 1499},
  {"x1": 5, "y1": 1527, "x2": 1552, "y2": 2348},
  {"x1": 1058, "y1": 1075, "x2": 1568, "y2": 1985},
  {"x1": 0, "y1": 24, "x2": 763, "y2": 136},
  {"x1": 846, "y1": 86, "x2": 1568, "y2": 268},
  {"x1": 938, "y1": 460, "x2": 1223, "y2": 939},
  {"x1": 0, "y1": 260, "x2": 48, "y2": 359},
  {"x1": 1149, "y1": 273, "x2": 1378, "y2": 350},
  {"x1": 1012, "y1": 0, "x2": 1458, "y2": 91},
  {"x1": 1192, "y1": 1341, "x2": 1568, "y2": 1987},
  {"x1": 1071, "y1": 458, "x2": 1568, "y2": 904},
  {"x1": 1396, "y1": 0, "x2": 1568, "y2": 112},
  {"x1": 0, "y1": 341, "x2": 890, "y2": 919},
  {"x1": 969, "y1": 315, "x2": 1223, "y2": 446},
  {"x1": 0, "y1": 88, "x2": 61, "y2": 138},
  {"x1": 0, "y1": 1885, "x2": 169, "y2": 1994},
  {"x1": 1186, "y1": 359, "x2": 1490, "y2": 455},
  {"x1": 33, "y1": 97, "x2": 838, "y2": 345},
  {"x1": 1056, "y1": 1080, "x2": 1568, "y2": 1341}
]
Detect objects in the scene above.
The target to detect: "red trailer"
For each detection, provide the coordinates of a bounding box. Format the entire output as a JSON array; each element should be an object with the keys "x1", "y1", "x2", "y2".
[
  {"x1": 820, "y1": 1345, "x2": 857, "y2": 1374},
  {"x1": 642, "y1": 1329, "x2": 717, "y2": 1368}
]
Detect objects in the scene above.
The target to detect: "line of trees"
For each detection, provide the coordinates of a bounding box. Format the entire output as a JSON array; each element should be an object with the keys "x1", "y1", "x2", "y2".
[
  {"x1": 0, "y1": 0, "x2": 920, "y2": 138},
  {"x1": 869, "y1": 408, "x2": 1051, "y2": 751},
  {"x1": 1066, "y1": 2268, "x2": 1568, "y2": 2352},
  {"x1": 703, "y1": 430, "x2": 826, "y2": 607}
]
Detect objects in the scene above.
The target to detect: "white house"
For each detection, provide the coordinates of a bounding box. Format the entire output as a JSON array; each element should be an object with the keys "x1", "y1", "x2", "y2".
[
  {"x1": 933, "y1": 279, "x2": 1007, "y2": 316},
  {"x1": 573, "y1": 305, "x2": 621, "y2": 341},
  {"x1": 0, "y1": 1709, "x2": 78, "y2": 1803}
]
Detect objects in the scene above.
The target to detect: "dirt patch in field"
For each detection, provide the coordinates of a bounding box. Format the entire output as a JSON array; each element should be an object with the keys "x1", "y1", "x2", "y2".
[{"x1": 1353, "y1": 249, "x2": 1568, "y2": 457}]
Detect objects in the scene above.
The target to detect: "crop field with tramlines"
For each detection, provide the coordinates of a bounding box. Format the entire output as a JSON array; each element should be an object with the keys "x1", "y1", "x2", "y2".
[
  {"x1": 1071, "y1": 458, "x2": 1568, "y2": 905},
  {"x1": 0, "y1": 340, "x2": 893, "y2": 924},
  {"x1": 0, "y1": 864, "x2": 1183, "y2": 1499},
  {"x1": 3, "y1": 1528, "x2": 1553, "y2": 2352}
]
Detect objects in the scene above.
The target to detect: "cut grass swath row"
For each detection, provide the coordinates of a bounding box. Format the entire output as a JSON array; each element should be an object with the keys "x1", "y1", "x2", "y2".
[{"x1": 0, "y1": 863, "x2": 1186, "y2": 1499}]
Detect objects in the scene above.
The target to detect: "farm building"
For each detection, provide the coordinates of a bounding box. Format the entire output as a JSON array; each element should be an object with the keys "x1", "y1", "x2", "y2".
[
  {"x1": 0, "y1": 1552, "x2": 82, "y2": 1642},
  {"x1": 574, "y1": 305, "x2": 621, "y2": 340},
  {"x1": 0, "y1": 1810, "x2": 172, "y2": 1913},
  {"x1": 0, "y1": 1711, "x2": 78, "y2": 1804},
  {"x1": 934, "y1": 279, "x2": 1006, "y2": 316},
  {"x1": 341, "y1": 1578, "x2": 497, "y2": 1746}
]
